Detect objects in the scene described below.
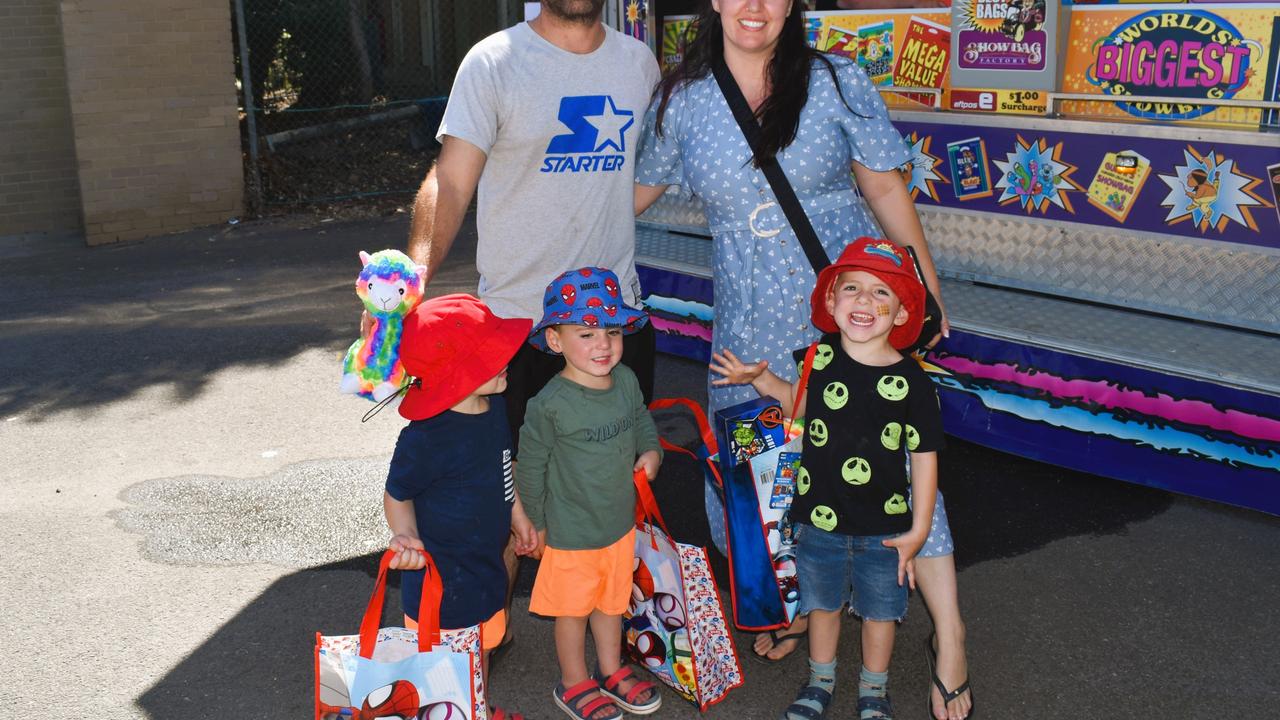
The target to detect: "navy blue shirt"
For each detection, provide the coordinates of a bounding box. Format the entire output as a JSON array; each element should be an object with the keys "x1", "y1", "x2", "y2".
[{"x1": 386, "y1": 397, "x2": 513, "y2": 629}]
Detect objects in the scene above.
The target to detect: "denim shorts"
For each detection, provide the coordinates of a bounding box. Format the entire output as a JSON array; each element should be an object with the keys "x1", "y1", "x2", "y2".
[{"x1": 795, "y1": 524, "x2": 908, "y2": 622}]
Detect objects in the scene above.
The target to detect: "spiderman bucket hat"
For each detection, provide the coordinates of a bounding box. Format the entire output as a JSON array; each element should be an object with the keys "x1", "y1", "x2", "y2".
[
  {"x1": 811, "y1": 237, "x2": 925, "y2": 351},
  {"x1": 398, "y1": 294, "x2": 532, "y2": 420},
  {"x1": 529, "y1": 267, "x2": 648, "y2": 353}
]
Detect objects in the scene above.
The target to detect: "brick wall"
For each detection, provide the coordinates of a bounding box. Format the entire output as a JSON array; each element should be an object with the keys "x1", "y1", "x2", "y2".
[
  {"x1": 0, "y1": 0, "x2": 82, "y2": 239},
  {"x1": 58, "y1": 0, "x2": 243, "y2": 245}
]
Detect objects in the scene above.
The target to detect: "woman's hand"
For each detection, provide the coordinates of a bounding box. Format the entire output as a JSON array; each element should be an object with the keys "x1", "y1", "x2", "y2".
[{"x1": 709, "y1": 349, "x2": 768, "y2": 386}]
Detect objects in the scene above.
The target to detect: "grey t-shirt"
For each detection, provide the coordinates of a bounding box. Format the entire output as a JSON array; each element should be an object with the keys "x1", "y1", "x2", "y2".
[{"x1": 438, "y1": 22, "x2": 661, "y2": 321}]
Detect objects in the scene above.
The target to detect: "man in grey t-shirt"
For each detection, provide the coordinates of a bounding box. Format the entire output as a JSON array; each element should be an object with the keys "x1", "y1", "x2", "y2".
[
  {"x1": 407, "y1": 0, "x2": 660, "y2": 437},
  {"x1": 403, "y1": 0, "x2": 660, "y2": 697}
]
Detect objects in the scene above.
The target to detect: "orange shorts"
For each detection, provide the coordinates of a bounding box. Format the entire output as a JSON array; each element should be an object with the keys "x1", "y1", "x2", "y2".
[
  {"x1": 405, "y1": 609, "x2": 507, "y2": 652},
  {"x1": 530, "y1": 528, "x2": 636, "y2": 618}
]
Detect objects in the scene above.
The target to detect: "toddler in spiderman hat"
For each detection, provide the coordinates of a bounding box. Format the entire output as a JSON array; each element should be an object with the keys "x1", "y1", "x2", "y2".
[
  {"x1": 516, "y1": 267, "x2": 665, "y2": 720},
  {"x1": 382, "y1": 293, "x2": 538, "y2": 720}
]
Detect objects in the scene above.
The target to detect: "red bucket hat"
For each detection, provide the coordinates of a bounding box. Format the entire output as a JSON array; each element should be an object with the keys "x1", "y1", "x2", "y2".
[
  {"x1": 810, "y1": 237, "x2": 925, "y2": 351},
  {"x1": 398, "y1": 294, "x2": 532, "y2": 421}
]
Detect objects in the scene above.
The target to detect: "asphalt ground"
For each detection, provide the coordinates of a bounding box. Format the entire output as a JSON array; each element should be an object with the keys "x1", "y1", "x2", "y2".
[{"x1": 2, "y1": 214, "x2": 1277, "y2": 719}]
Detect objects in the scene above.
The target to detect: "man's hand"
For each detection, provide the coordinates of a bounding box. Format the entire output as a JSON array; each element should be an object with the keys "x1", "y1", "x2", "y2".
[{"x1": 388, "y1": 534, "x2": 426, "y2": 570}]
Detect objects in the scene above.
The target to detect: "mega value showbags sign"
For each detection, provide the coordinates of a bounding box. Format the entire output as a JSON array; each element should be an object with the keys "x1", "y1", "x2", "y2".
[{"x1": 1060, "y1": 4, "x2": 1280, "y2": 125}]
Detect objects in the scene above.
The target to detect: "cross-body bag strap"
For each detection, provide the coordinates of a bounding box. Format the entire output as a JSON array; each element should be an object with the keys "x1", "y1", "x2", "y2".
[{"x1": 711, "y1": 55, "x2": 831, "y2": 275}]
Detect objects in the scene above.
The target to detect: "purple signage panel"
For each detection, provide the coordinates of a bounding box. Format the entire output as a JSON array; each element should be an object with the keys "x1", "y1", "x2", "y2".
[{"x1": 894, "y1": 119, "x2": 1280, "y2": 250}]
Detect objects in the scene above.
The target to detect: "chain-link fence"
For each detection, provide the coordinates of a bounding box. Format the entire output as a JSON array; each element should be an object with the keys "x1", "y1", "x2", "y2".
[{"x1": 232, "y1": 0, "x2": 525, "y2": 212}]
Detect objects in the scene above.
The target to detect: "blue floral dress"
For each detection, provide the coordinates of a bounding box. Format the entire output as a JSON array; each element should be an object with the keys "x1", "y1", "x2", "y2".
[
  {"x1": 638, "y1": 56, "x2": 954, "y2": 558},
  {"x1": 638, "y1": 55, "x2": 909, "y2": 410}
]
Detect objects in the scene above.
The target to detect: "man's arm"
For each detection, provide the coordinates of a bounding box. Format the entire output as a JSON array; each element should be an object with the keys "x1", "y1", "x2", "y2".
[{"x1": 407, "y1": 135, "x2": 488, "y2": 281}]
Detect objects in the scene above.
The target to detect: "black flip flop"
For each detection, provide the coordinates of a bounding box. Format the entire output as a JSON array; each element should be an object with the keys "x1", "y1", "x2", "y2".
[
  {"x1": 751, "y1": 627, "x2": 807, "y2": 664},
  {"x1": 924, "y1": 633, "x2": 974, "y2": 719}
]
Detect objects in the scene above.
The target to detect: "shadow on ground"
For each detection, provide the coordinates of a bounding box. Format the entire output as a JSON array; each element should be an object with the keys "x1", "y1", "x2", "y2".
[
  {"x1": 134, "y1": 389, "x2": 1174, "y2": 717},
  {"x1": 0, "y1": 215, "x2": 477, "y2": 420}
]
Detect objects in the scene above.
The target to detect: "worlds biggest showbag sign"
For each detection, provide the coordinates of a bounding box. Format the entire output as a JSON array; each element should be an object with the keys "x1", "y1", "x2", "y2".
[{"x1": 1085, "y1": 9, "x2": 1260, "y2": 121}]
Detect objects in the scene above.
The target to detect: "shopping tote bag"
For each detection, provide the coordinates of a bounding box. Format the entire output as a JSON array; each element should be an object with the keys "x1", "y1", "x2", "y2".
[
  {"x1": 626, "y1": 468, "x2": 743, "y2": 710},
  {"x1": 315, "y1": 548, "x2": 485, "y2": 720},
  {"x1": 649, "y1": 350, "x2": 815, "y2": 631}
]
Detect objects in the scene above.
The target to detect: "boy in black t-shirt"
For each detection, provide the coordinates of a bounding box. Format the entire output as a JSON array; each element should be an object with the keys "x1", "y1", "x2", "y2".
[
  {"x1": 710, "y1": 237, "x2": 942, "y2": 720},
  {"x1": 383, "y1": 293, "x2": 539, "y2": 720}
]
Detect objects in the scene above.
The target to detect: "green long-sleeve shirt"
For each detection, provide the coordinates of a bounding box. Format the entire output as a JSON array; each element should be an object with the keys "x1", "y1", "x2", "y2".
[{"x1": 516, "y1": 365, "x2": 662, "y2": 550}]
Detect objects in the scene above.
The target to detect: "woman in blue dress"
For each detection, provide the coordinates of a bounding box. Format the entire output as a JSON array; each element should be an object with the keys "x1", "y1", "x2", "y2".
[{"x1": 635, "y1": 2, "x2": 970, "y2": 719}]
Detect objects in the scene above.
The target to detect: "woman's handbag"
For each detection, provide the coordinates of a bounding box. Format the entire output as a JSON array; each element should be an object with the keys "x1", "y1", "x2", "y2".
[
  {"x1": 711, "y1": 54, "x2": 943, "y2": 352},
  {"x1": 315, "y1": 549, "x2": 486, "y2": 720},
  {"x1": 626, "y1": 468, "x2": 744, "y2": 710}
]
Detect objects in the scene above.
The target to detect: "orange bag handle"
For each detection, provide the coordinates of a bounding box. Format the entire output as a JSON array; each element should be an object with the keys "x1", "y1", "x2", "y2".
[
  {"x1": 359, "y1": 548, "x2": 443, "y2": 657},
  {"x1": 789, "y1": 342, "x2": 818, "y2": 436}
]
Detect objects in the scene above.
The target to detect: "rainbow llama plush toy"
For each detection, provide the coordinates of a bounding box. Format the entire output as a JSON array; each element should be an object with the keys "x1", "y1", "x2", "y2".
[{"x1": 340, "y1": 250, "x2": 427, "y2": 403}]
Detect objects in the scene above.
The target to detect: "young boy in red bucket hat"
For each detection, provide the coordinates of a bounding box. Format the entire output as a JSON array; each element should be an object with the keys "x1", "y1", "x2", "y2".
[
  {"x1": 383, "y1": 293, "x2": 539, "y2": 720},
  {"x1": 710, "y1": 238, "x2": 943, "y2": 720},
  {"x1": 516, "y1": 267, "x2": 664, "y2": 720}
]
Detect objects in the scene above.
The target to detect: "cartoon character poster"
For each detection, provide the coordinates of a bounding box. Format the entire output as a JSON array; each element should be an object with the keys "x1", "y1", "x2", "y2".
[
  {"x1": 821, "y1": 23, "x2": 862, "y2": 59},
  {"x1": 1087, "y1": 151, "x2": 1152, "y2": 223},
  {"x1": 992, "y1": 136, "x2": 1083, "y2": 214},
  {"x1": 901, "y1": 131, "x2": 948, "y2": 203},
  {"x1": 894, "y1": 16, "x2": 951, "y2": 105},
  {"x1": 955, "y1": 0, "x2": 1049, "y2": 71},
  {"x1": 858, "y1": 20, "x2": 896, "y2": 85},
  {"x1": 946, "y1": 137, "x2": 994, "y2": 201},
  {"x1": 661, "y1": 15, "x2": 695, "y2": 73},
  {"x1": 1268, "y1": 161, "x2": 1280, "y2": 225},
  {"x1": 623, "y1": 0, "x2": 649, "y2": 44},
  {"x1": 1157, "y1": 146, "x2": 1274, "y2": 233}
]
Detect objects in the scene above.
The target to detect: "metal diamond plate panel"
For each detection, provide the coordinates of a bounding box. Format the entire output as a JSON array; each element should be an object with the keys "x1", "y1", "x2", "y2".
[
  {"x1": 635, "y1": 196, "x2": 1280, "y2": 334},
  {"x1": 919, "y1": 207, "x2": 1280, "y2": 334},
  {"x1": 941, "y1": 280, "x2": 1280, "y2": 394},
  {"x1": 638, "y1": 190, "x2": 710, "y2": 230},
  {"x1": 636, "y1": 223, "x2": 712, "y2": 278}
]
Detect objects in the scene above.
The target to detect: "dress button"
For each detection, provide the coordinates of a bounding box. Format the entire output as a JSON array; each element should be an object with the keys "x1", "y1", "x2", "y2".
[{"x1": 789, "y1": 268, "x2": 796, "y2": 275}]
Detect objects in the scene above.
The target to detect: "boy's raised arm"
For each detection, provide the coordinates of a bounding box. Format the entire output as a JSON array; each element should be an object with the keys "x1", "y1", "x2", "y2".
[{"x1": 709, "y1": 348, "x2": 806, "y2": 417}]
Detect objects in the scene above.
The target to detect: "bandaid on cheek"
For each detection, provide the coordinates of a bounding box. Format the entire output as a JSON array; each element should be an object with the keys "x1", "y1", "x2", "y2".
[{"x1": 875, "y1": 304, "x2": 892, "y2": 317}]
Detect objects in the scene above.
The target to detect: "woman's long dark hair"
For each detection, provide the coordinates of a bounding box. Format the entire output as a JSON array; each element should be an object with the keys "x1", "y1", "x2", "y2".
[{"x1": 654, "y1": 1, "x2": 856, "y2": 166}]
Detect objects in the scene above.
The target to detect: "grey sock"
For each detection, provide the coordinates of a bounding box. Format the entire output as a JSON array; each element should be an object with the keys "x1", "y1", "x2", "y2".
[
  {"x1": 859, "y1": 667, "x2": 891, "y2": 719},
  {"x1": 782, "y1": 658, "x2": 836, "y2": 720}
]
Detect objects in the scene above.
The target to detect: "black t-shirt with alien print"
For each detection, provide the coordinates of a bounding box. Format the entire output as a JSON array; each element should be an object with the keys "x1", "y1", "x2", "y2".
[{"x1": 790, "y1": 334, "x2": 945, "y2": 537}]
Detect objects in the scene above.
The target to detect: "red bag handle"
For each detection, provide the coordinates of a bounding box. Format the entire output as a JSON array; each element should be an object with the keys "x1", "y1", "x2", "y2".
[
  {"x1": 648, "y1": 397, "x2": 724, "y2": 488},
  {"x1": 632, "y1": 468, "x2": 675, "y2": 544},
  {"x1": 359, "y1": 548, "x2": 443, "y2": 657}
]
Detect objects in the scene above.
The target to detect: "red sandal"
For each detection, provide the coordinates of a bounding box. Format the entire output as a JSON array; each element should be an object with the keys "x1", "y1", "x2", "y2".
[
  {"x1": 553, "y1": 678, "x2": 621, "y2": 720},
  {"x1": 595, "y1": 666, "x2": 662, "y2": 715}
]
